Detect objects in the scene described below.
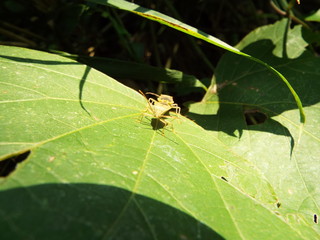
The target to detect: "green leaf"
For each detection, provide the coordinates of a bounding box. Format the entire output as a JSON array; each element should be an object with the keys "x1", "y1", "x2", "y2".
[
  {"x1": 1, "y1": 45, "x2": 315, "y2": 239},
  {"x1": 185, "y1": 82, "x2": 220, "y2": 115},
  {"x1": 189, "y1": 19, "x2": 320, "y2": 238},
  {"x1": 77, "y1": 55, "x2": 207, "y2": 92},
  {"x1": 305, "y1": 9, "x2": 320, "y2": 22},
  {"x1": 87, "y1": 0, "x2": 305, "y2": 124}
]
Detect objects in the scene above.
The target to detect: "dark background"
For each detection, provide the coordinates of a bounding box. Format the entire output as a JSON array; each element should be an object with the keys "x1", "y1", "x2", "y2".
[{"x1": 1, "y1": 0, "x2": 318, "y2": 89}]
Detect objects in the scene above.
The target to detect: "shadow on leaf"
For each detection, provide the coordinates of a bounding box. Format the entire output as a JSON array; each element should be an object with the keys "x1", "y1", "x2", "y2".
[
  {"x1": 0, "y1": 183, "x2": 223, "y2": 240},
  {"x1": 188, "y1": 39, "x2": 319, "y2": 154}
]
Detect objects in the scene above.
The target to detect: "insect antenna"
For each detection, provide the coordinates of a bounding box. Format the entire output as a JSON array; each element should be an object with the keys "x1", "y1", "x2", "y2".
[{"x1": 145, "y1": 92, "x2": 160, "y2": 98}]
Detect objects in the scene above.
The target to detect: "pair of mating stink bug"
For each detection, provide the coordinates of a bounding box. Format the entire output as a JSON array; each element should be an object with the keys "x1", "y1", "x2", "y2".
[{"x1": 139, "y1": 90, "x2": 181, "y2": 131}]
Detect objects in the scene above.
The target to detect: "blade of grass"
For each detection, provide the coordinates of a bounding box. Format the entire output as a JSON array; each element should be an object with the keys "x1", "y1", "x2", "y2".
[{"x1": 87, "y1": 0, "x2": 305, "y2": 124}]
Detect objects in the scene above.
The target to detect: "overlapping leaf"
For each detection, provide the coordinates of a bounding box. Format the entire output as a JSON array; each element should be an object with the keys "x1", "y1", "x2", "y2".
[{"x1": 188, "y1": 19, "x2": 320, "y2": 238}]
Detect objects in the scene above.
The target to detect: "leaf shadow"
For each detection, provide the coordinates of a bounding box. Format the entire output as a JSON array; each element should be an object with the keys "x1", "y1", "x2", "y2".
[
  {"x1": 79, "y1": 65, "x2": 92, "y2": 116},
  {"x1": 0, "y1": 183, "x2": 224, "y2": 240},
  {"x1": 188, "y1": 110, "x2": 295, "y2": 157},
  {"x1": 187, "y1": 38, "x2": 320, "y2": 155},
  {"x1": 0, "y1": 55, "x2": 80, "y2": 65}
]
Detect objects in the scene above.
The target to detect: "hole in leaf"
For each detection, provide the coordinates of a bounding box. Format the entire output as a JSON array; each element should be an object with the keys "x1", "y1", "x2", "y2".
[
  {"x1": 314, "y1": 214, "x2": 318, "y2": 224},
  {"x1": 276, "y1": 202, "x2": 281, "y2": 208},
  {"x1": 244, "y1": 108, "x2": 267, "y2": 125},
  {"x1": 0, "y1": 150, "x2": 31, "y2": 177}
]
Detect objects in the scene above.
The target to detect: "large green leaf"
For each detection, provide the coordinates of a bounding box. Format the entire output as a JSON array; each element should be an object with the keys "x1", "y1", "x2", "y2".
[
  {"x1": 190, "y1": 19, "x2": 320, "y2": 238},
  {"x1": 0, "y1": 45, "x2": 315, "y2": 239}
]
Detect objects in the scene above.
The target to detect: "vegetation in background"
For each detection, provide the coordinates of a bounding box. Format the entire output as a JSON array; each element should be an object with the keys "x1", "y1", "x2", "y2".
[{"x1": 0, "y1": 0, "x2": 316, "y2": 86}]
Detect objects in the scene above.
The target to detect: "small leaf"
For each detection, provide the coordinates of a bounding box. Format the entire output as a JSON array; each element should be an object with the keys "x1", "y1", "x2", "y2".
[{"x1": 305, "y1": 9, "x2": 320, "y2": 22}]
